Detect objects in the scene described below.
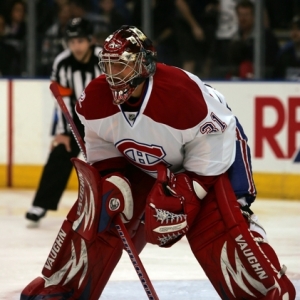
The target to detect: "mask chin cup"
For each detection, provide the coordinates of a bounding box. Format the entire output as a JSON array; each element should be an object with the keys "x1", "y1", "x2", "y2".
[{"x1": 111, "y1": 85, "x2": 135, "y2": 105}]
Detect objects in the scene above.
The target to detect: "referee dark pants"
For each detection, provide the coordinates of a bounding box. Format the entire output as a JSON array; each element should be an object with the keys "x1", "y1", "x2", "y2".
[{"x1": 32, "y1": 131, "x2": 82, "y2": 210}]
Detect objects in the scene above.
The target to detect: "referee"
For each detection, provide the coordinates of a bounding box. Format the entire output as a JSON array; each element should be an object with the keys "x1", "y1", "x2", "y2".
[{"x1": 26, "y1": 18, "x2": 102, "y2": 226}]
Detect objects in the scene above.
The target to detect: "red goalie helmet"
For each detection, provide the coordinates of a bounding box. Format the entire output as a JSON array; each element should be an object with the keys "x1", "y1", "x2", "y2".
[{"x1": 98, "y1": 25, "x2": 157, "y2": 105}]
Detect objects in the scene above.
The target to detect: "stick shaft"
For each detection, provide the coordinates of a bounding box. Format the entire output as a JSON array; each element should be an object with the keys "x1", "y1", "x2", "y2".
[
  {"x1": 49, "y1": 82, "x2": 159, "y2": 300},
  {"x1": 114, "y1": 215, "x2": 159, "y2": 300},
  {"x1": 50, "y1": 82, "x2": 87, "y2": 161}
]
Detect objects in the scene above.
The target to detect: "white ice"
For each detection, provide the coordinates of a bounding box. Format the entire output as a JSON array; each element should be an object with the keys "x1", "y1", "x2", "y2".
[{"x1": 0, "y1": 189, "x2": 299, "y2": 299}]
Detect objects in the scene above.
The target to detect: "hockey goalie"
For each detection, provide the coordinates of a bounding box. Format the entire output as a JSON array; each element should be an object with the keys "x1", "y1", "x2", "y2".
[{"x1": 20, "y1": 25, "x2": 296, "y2": 300}]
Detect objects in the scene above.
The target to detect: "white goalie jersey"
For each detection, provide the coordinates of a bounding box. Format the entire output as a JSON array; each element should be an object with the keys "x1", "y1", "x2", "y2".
[{"x1": 76, "y1": 63, "x2": 236, "y2": 178}]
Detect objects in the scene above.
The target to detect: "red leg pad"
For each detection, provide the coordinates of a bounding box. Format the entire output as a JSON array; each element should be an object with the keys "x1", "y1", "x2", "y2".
[
  {"x1": 21, "y1": 219, "x2": 123, "y2": 300},
  {"x1": 252, "y1": 232, "x2": 296, "y2": 299},
  {"x1": 186, "y1": 173, "x2": 296, "y2": 300},
  {"x1": 21, "y1": 164, "x2": 155, "y2": 300}
]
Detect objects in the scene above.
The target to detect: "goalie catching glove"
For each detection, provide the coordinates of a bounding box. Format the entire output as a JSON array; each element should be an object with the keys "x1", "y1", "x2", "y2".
[{"x1": 145, "y1": 164, "x2": 202, "y2": 247}]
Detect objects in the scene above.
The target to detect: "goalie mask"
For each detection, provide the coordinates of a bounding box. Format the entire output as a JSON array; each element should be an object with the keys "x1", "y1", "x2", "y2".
[{"x1": 98, "y1": 25, "x2": 157, "y2": 105}]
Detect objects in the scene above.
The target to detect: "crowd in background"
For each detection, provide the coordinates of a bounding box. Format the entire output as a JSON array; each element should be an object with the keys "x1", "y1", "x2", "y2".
[{"x1": 0, "y1": 0, "x2": 300, "y2": 80}]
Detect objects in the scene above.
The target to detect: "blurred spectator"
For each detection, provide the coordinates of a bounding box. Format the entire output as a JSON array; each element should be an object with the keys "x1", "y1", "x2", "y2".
[
  {"x1": 5, "y1": 0, "x2": 26, "y2": 50},
  {"x1": 69, "y1": 0, "x2": 90, "y2": 18},
  {"x1": 211, "y1": 0, "x2": 274, "y2": 78},
  {"x1": 0, "y1": 15, "x2": 8, "y2": 34},
  {"x1": 90, "y1": 0, "x2": 132, "y2": 23},
  {"x1": 0, "y1": 14, "x2": 21, "y2": 76},
  {"x1": 211, "y1": 0, "x2": 238, "y2": 78},
  {"x1": 113, "y1": 0, "x2": 133, "y2": 24},
  {"x1": 226, "y1": 0, "x2": 279, "y2": 79},
  {"x1": 69, "y1": 0, "x2": 123, "y2": 33},
  {"x1": 0, "y1": 0, "x2": 13, "y2": 21},
  {"x1": 36, "y1": 0, "x2": 70, "y2": 36},
  {"x1": 216, "y1": 0, "x2": 238, "y2": 40},
  {"x1": 174, "y1": 0, "x2": 219, "y2": 76},
  {"x1": 0, "y1": 3, "x2": 8, "y2": 18},
  {"x1": 86, "y1": 0, "x2": 126, "y2": 44},
  {"x1": 265, "y1": 0, "x2": 294, "y2": 30},
  {"x1": 38, "y1": 3, "x2": 72, "y2": 76},
  {"x1": 5, "y1": 0, "x2": 26, "y2": 75},
  {"x1": 131, "y1": 0, "x2": 178, "y2": 66},
  {"x1": 273, "y1": 15, "x2": 300, "y2": 80}
]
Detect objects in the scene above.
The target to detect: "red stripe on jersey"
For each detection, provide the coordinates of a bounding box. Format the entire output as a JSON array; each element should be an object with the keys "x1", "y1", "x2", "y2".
[
  {"x1": 144, "y1": 64, "x2": 208, "y2": 129},
  {"x1": 76, "y1": 74, "x2": 119, "y2": 120},
  {"x1": 236, "y1": 127, "x2": 256, "y2": 195},
  {"x1": 76, "y1": 64, "x2": 208, "y2": 130}
]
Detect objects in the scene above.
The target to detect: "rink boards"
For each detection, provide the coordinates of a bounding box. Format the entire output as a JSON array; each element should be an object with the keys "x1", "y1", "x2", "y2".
[{"x1": 0, "y1": 79, "x2": 300, "y2": 199}]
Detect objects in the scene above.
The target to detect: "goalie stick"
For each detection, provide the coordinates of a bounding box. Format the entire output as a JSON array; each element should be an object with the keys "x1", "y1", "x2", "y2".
[
  {"x1": 49, "y1": 82, "x2": 159, "y2": 300},
  {"x1": 50, "y1": 82, "x2": 87, "y2": 161}
]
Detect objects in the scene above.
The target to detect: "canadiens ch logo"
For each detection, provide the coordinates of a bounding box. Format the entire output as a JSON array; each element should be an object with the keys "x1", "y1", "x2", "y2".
[
  {"x1": 116, "y1": 139, "x2": 170, "y2": 172},
  {"x1": 107, "y1": 40, "x2": 122, "y2": 50}
]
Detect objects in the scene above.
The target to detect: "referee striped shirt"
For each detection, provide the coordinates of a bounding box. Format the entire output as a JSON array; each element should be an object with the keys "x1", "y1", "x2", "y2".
[{"x1": 50, "y1": 45, "x2": 102, "y2": 136}]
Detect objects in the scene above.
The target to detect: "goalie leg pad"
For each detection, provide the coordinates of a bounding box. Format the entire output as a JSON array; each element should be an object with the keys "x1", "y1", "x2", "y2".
[
  {"x1": 251, "y1": 231, "x2": 296, "y2": 300},
  {"x1": 20, "y1": 159, "x2": 126, "y2": 300},
  {"x1": 186, "y1": 173, "x2": 296, "y2": 300},
  {"x1": 70, "y1": 158, "x2": 134, "y2": 237},
  {"x1": 21, "y1": 219, "x2": 124, "y2": 300},
  {"x1": 21, "y1": 163, "x2": 155, "y2": 300},
  {"x1": 68, "y1": 158, "x2": 102, "y2": 241}
]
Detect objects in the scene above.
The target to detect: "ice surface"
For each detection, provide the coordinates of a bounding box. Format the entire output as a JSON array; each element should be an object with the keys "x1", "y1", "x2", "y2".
[{"x1": 0, "y1": 189, "x2": 299, "y2": 299}]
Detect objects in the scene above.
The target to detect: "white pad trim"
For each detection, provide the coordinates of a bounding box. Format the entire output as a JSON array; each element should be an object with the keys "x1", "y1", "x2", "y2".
[
  {"x1": 249, "y1": 214, "x2": 268, "y2": 242},
  {"x1": 192, "y1": 180, "x2": 207, "y2": 199},
  {"x1": 237, "y1": 197, "x2": 247, "y2": 207},
  {"x1": 237, "y1": 198, "x2": 268, "y2": 241},
  {"x1": 106, "y1": 176, "x2": 134, "y2": 222}
]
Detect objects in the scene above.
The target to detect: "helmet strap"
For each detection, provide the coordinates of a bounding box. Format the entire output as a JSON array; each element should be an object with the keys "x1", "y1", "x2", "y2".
[{"x1": 129, "y1": 76, "x2": 146, "y2": 88}]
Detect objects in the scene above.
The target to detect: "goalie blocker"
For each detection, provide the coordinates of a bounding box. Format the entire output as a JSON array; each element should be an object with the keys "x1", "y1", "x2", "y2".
[{"x1": 21, "y1": 160, "x2": 296, "y2": 299}]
